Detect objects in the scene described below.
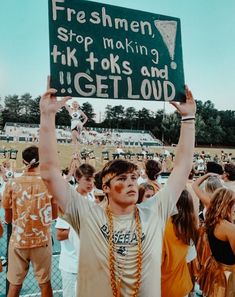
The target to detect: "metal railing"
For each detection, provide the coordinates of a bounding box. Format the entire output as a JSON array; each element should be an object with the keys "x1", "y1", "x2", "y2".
[{"x1": 0, "y1": 222, "x2": 63, "y2": 297}]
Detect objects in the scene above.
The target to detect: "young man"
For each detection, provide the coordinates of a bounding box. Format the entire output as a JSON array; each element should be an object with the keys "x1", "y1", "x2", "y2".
[
  {"x1": 74, "y1": 163, "x2": 95, "y2": 200},
  {"x1": 39, "y1": 79, "x2": 196, "y2": 296},
  {"x1": 2, "y1": 145, "x2": 57, "y2": 297}
]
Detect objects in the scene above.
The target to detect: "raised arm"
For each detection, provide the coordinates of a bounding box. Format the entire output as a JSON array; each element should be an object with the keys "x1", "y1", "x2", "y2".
[
  {"x1": 192, "y1": 173, "x2": 215, "y2": 208},
  {"x1": 39, "y1": 77, "x2": 71, "y2": 211},
  {"x1": 167, "y1": 86, "x2": 196, "y2": 201}
]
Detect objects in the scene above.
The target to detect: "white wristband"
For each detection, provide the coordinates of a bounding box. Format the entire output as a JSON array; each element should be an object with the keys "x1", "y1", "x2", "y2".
[{"x1": 181, "y1": 115, "x2": 195, "y2": 121}]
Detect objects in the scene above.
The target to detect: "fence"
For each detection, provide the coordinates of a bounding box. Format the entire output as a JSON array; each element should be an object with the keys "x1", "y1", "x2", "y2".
[{"x1": 0, "y1": 222, "x2": 63, "y2": 297}]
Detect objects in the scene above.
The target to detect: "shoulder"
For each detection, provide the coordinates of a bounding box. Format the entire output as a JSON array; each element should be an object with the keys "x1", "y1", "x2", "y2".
[{"x1": 216, "y1": 220, "x2": 235, "y2": 240}]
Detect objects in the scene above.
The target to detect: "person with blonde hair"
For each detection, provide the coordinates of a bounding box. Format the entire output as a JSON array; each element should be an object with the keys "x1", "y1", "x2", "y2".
[
  {"x1": 65, "y1": 101, "x2": 88, "y2": 146},
  {"x1": 198, "y1": 188, "x2": 235, "y2": 296}
]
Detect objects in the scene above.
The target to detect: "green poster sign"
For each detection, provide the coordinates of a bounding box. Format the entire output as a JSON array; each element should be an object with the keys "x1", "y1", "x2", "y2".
[{"x1": 48, "y1": 0, "x2": 185, "y2": 101}]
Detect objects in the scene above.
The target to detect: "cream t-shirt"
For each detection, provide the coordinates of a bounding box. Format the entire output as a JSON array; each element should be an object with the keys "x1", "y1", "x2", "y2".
[{"x1": 64, "y1": 183, "x2": 176, "y2": 297}]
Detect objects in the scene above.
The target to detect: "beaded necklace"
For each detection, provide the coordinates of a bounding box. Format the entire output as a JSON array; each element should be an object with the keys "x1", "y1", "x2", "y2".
[{"x1": 106, "y1": 206, "x2": 142, "y2": 297}]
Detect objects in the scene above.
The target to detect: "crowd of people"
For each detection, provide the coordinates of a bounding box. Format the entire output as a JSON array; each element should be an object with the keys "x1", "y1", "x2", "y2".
[{"x1": 0, "y1": 82, "x2": 234, "y2": 297}]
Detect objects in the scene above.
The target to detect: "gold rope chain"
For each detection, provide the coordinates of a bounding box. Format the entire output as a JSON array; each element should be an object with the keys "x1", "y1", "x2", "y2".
[{"x1": 106, "y1": 207, "x2": 142, "y2": 297}]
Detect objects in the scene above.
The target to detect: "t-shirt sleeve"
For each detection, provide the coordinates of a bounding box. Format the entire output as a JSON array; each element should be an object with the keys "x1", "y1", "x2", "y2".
[
  {"x1": 144, "y1": 183, "x2": 177, "y2": 225},
  {"x1": 63, "y1": 185, "x2": 93, "y2": 235},
  {"x1": 55, "y1": 217, "x2": 70, "y2": 229}
]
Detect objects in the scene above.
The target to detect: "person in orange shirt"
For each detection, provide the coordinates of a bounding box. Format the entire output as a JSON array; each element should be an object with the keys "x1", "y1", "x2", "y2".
[
  {"x1": 161, "y1": 189, "x2": 198, "y2": 297},
  {"x1": 2, "y1": 145, "x2": 57, "y2": 297}
]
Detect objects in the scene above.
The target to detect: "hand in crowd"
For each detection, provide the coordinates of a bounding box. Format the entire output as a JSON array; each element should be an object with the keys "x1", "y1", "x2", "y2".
[
  {"x1": 40, "y1": 76, "x2": 72, "y2": 116},
  {"x1": 170, "y1": 85, "x2": 196, "y2": 117}
]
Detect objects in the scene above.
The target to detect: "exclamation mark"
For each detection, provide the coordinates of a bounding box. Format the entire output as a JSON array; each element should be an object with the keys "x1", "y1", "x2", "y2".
[
  {"x1": 59, "y1": 71, "x2": 72, "y2": 94},
  {"x1": 67, "y1": 72, "x2": 72, "y2": 94},
  {"x1": 59, "y1": 71, "x2": 66, "y2": 94}
]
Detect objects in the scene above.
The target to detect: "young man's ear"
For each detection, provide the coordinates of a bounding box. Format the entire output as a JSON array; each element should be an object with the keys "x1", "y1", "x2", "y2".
[{"x1": 102, "y1": 183, "x2": 110, "y2": 194}]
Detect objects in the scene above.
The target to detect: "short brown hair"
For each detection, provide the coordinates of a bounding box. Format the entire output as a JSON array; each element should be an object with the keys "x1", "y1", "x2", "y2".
[
  {"x1": 101, "y1": 159, "x2": 138, "y2": 186},
  {"x1": 75, "y1": 164, "x2": 95, "y2": 180},
  {"x1": 145, "y1": 159, "x2": 161, "y2": 181},
  {"x1": 224, "y1": 163, "x2": 235, "y2": 181}
]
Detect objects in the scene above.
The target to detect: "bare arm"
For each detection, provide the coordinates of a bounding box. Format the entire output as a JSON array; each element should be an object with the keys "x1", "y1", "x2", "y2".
[
  {"x1": 166, "y1": 86, "x2": 196, "y2": 202},
  {"x1": 39, "y1": 77, "x2": 71, "y2": 211},
  {"x1": 192, "y1": 173, "x2": 214, "y2": 208},
  {"x1": 56, "y1": 228, "x2": 69, "y2": 241}
]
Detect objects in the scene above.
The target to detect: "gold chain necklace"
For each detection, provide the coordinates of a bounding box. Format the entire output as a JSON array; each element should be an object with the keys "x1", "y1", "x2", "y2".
[{"x1": 106, "y1": 206, "x2": 142, "y2": 297}]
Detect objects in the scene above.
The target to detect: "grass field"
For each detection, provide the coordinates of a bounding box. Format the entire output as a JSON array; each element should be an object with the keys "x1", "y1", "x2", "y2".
[{"x1": 1, "y1": 140, "x2": 234, "y2": 172}]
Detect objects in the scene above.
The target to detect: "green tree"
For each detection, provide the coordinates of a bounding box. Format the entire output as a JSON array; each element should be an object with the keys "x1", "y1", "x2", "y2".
[
  {"x1": 195, "y1": 115, "x2": 207, "y2": 145},
  {"x1": 19, "y1": 93, "x2": 32, "y2": 117},
  {"x1": 81, "y1": 102, "x2": 96, "y2": 125},
  {"x1": 137, "y1": 108, "x2": 153, "y2": 130},
  {"x1": 28, "y1": 96, "x2": 41, "y2": 124},
  {"x1": 3, "y1": 95, "x2": 21, "y2": 123},
  {"x1": 124, "y1": 107, "x2": 137, "y2": 129},
  {"x1": 161, "y1": 112, "x2": 180, "y2": 144}
]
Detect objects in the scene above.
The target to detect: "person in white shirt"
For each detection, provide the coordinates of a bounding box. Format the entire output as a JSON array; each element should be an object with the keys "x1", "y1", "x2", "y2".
[
  {"x1": 39, "y1": 79, "x2": 196, "y2": 297},
  {"x1": 56, "y1": 218, "x2": 80, "y2": 297}
]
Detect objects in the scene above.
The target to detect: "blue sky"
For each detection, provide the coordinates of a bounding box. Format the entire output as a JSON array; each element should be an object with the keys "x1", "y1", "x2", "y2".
[{"x1": 0, "y1": 0, "x2": 234, "y2": 119}]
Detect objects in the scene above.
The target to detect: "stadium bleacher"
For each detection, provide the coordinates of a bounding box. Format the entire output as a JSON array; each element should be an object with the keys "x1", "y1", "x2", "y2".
[{"x1": 2, "y1": 122, "x2": 163, "y2": 147}]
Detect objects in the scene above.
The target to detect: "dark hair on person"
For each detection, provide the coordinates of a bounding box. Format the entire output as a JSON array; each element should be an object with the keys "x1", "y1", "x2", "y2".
[
  {"x1": 101, "y1": 159, "x2": 138, "y2": 186},
  {"x1": 75, "y1": 163, "x2": 95, "y2": 180},
  {"x1": 205, "y1": 188, "x2": 235, "y2": 232},
  {"x1": 94, "y1": 171, "x2": 103, "y2": 190},
  {"x1": 22, "y1": 145, "x2": 39, "y2": 169},
  {"x1": 137, "y1": 183, "x2": 155, "y2": 204},
  {"x1": 145, "y1": 159, "x2": 162, "y2": 181},
  {"x1": 224, "y1": 163, "x2": 235, "y2": 181},
  {"x1": 172, "y1": 189, "x2": 198, "y2": 245},
  {"x1": 206, "y1": 161, "x2": 224, "y2": 175}
]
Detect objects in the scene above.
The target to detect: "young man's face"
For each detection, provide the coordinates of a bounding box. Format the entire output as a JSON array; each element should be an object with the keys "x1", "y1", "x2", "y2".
[
  {"x1": 77, "y1": 176, "x2": 94, "y2": 196},
  {"x1": 104, "y1": 172, "x2": 139, "y2": 206}
]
